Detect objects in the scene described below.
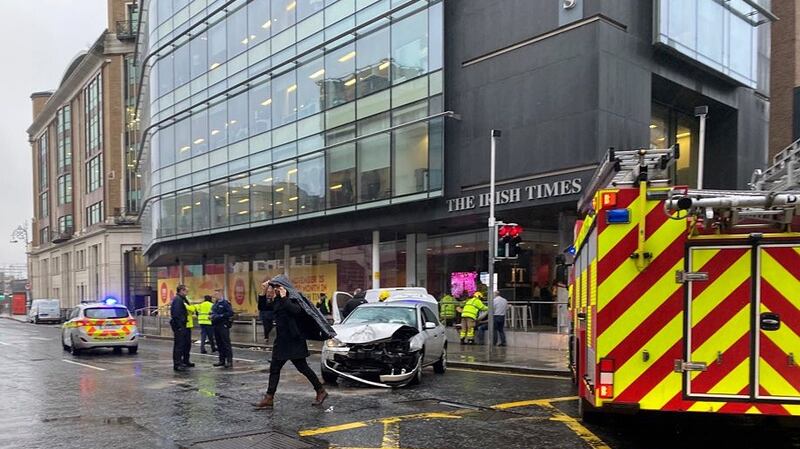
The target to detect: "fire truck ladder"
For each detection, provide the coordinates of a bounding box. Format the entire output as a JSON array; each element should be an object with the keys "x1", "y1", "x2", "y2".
[
  {"x1": 578, "y1": 145, "x2": 680, "y2": 214},
  {"x1": 667, "y1": 139, "x2": 800, "y2": 232}
]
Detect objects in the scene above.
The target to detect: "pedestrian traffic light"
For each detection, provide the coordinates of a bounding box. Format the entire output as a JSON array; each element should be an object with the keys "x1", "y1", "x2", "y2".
[{"x1": 496, "y1": 223, "x2": 523, "y2": 259}]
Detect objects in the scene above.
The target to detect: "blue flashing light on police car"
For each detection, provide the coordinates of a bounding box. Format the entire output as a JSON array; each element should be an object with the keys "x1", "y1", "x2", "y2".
[{"x1": 103, "y1": 297, "x2": 118, "y2": 305}]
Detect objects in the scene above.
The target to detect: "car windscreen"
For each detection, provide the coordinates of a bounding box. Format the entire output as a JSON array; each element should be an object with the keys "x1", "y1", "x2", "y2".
[
  {"x1": 345, "y1": 307, "x2": 417, "y2": 327},
  {"x1": 84, "y1": 307, "x2": 130, "y2": 319}
]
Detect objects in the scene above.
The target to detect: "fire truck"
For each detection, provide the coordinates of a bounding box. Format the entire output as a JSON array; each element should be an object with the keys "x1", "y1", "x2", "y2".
[{"x1": 566, "y1": 143, "x2": 800, "y2": 419}]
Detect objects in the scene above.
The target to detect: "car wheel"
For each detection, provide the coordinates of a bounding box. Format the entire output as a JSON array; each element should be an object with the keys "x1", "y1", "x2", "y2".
[
  {"x1": 61, "y1": 333, "x2": 69, "y2": 351},
  {"x1": 321, "y1": 363, "x2": 338, "y2": 384},
  {"x1": 409, "y1": 352, "x2": 424, "y2": 386},
  {"x1": 128, "y1": 346, "x2": 138, "y2": 355},
  {"x1": 34, "y1": 317, "x2": 39, "y2": 325},
  {"x1": 433, "y1": 344, "x2": 447, "y2": 374},
  {"x1": 69, "y1": 336, "x2": 82, "y2": 356},
  {"x1": 113, "y1": 347, "x2": 123, "y2": 354}
]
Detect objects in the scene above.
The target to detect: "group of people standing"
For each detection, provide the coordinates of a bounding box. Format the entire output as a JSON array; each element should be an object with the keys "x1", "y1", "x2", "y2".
[
  {"x1": 170, "y1": 286, "x2": 234, "y2": 372},
  {"x1": 440, "y1": 290, "x2": 508, "y2": 346},
  {"x1": 170, "y1": 275, "x2": 334, "y2": 409}
]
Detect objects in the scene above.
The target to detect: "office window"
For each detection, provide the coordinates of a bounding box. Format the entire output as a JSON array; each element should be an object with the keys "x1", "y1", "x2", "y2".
[
  {"x1": 393, "y1": 121, "x2": 428, "y2": 196},
  {"x1": 249, "y1": 80, "x2": 272, "y2": 135},
  {"x1": 174, "y1": 42, "x2": 191, "y2": 87},
  {"x1": 298, "y1": 154, "x2": 324, "y2": 213},
  {"x1": 190, "y1": 31, "x2": 208, "y2": 79},
  {"x1": 208, "y1": 101, "x2": 228, "y2": 149},
  {"x1": 158, "y1": 126, "x2": 175, "y2": 167},
  {"x1": 248, "y1": 0, "x2": 272, "y2": 47},
  {"x1": 191, "y1": 109, "x2": 209, "y2": 156},
  {"x1": 87, "y1": 155, "x2": 103, "y2": 192},
  {"x1": 175, "y1": 116, "x2": 191, "y2": 161},
  {"x1": 192, "y1": 186, "x2": 210, "y2": 231},
  {"x1": 273, "y1": 70, "x2": 297, "y2": 126},
  {"x1": 87, "y1": 201, "x2": 104, "y2": 226},
  {"x1": 58, "y1": 215, "x2": 74, "y2": 234},
  {"x1": 57, "y1": 174, "x2": 72, "y2": 205},
  {"x1": 272, "y1": 0, "x2": 297, "y2": 34},
  {"x1": 250, "y1": 168, "x2": 273, "y2": 221},
  {"x1": 40, "y1": 227, "x2": 49, "y2": 245},
  {"x1": 210, "y1": 182, "x2": 229, "y2": 228},
  {"x1": 39, "y1": 192, "x2": 49, "y2": 218},
  {"x1": 298, "y1": 57, "x2": 324, "y2": 119},
  {"x1": 227, "y1": 6, "x2": 249, "y2": 57},
  {"x1": 273, "y1": 161, "x2": 298, "y2": 217},
  {"x1": 325, "y1": 43, "x2": 356, "y2": 108},
  {"x1": 391, "y1": 9, "x2": 428, "y2": 84},
  {"x1": 208, "y1": 19, "x2": 226, "y2": 72},
  {"x1": 356, "y1": 26, "x2": 390, "y2": 98},
  {"x1": 84, "y1": 74, "x2": 103, "y2": 155},
  {"x1": 158, "y1": 53, "x2": 174, "y2": 96},
  {"x1": 159, "y1": 195, "x2": 175, "y2": 236},
  {"x1": 38, "y1": 132, "x2": 48, "y2": 190},
  {"x1": 227, "y1": 92, "x2": 249, "y2": 143},
  {"x1": 229, "y1": 175, "x2": 250, "y2": 224},
  {"x1": 56, "y1": 105, "x2": 72, "y2": 171},
  {"x1": 327, "y1": 143, "x2": 355, "y2": 208},
  {"x1": 176, "y1": 189, "x2": 193, "y2": 234}
]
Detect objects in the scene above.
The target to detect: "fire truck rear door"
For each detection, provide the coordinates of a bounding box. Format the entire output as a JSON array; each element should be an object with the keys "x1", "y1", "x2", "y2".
[
  {"x1": 756, "y1": 244, "x2": 800, "y2": 400},
  {"x1": 684, "y1": 246, "x2": 752, "y2": 400}
]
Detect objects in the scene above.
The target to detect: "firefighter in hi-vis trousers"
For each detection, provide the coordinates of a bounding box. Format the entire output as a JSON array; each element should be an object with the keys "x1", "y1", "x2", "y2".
[{"x1": 458, "y1": 291, "x2": 487, "y2": 344}]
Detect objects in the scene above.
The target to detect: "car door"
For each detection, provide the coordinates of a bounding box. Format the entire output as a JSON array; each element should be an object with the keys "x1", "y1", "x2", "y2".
[
  {"x1": 62, "y1": 307, "x2": 79, "y2": 345},
  {"x1": 420, "y1": 306, "x2": 444, "y2": 364},
  {"x1": 332, "y1": 291, "x2": 353, "y2": 324}
]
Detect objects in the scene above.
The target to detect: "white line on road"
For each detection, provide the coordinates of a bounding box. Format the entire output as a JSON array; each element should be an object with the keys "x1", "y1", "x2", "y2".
[
  {"x1": 30, "y1": 337, "x2": 50, "y2": 341},
  {"x1": 0, "y1": 341, "x2": 11, "y2": 346},
  {"x1": 448, "y1": 367, "x2": 570, "y2": 380},
  {"x1": 61, "y1": 359, "x2": 107, "y2": 371},
  {"x1": 191, "y1": 351, "x2": 259, "y2": 363}
]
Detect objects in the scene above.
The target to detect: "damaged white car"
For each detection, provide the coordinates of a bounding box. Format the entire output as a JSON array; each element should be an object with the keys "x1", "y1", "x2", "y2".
[{"x1": 321, "y1": 301, "x2": 447, "y2": 387}]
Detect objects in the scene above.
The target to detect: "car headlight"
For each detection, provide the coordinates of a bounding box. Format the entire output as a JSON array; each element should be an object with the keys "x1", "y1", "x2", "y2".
[{"x1": 326, "y1": 338, "x2": 347, "y2": 348}]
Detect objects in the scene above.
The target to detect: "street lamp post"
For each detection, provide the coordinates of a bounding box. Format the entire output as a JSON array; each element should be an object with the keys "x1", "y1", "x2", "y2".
[
  {"x1": 10, "y1": 222, "x2": 29, "y2": 245},
  {"x1": 487, "y1": 130, "x2": 501, "y2": 360}
]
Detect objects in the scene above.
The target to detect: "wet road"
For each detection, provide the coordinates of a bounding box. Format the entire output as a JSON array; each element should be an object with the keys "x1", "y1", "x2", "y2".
[{"x1": 1, "y1": 318, "x2": 798, "y2": 449}]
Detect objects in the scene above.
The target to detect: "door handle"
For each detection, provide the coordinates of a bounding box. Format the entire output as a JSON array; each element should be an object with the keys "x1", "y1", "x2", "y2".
[{"x1": 760, "y1": 312, "x2": 781, "y2": 331}]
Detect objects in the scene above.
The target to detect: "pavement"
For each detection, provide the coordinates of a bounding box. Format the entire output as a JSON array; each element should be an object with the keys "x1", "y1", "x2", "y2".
[{"x1": 2, "y1": 318, "x2": 800, "y2": 449}]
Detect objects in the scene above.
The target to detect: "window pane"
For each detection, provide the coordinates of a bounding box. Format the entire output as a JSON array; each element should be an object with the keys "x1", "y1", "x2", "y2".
[
  {"x1": 229, "y1": 176, "x2": 250, "y2": 224},
  {"x1": 358, "y1": 134, "x2": 390, "y2": 202},
  {"x1": 428, "y1": 2, "x2": 443, "y2": 71},
  {"x1": 250, "y1": 168, "x2": 273, "y2": 221},
  {"x1": 393, "y1": 121, "x2": 428, "y2": 195},
  {"x1": 158, "y1": 54, "x2": 174, "y2": 94},
  {"x1": 697, "y1": 1, "x2": 724, "y2": 64},
  {"x1": 298, "y1": 155, "x2": 324, "y2": 213},
  {"x1": 208, "y1": 20, "x2": 226, "y2": 70},
  {"x1": 228, "y1": 92, "x2": 249, "y2": 142},
  {"x1": 428, "y1": 117, "x2": 443, "y2": 190},
  {"x1": 192, "y1": 186, "x2": 210, "y2": 231},
  {"x1": 249, "y1": 81, "x2": 272, "y2": 134},
  {"x1": 248, "y1": 0, "x2": 272, "y2": 46},
  {"x1": 176, "y1": 189, "x2": 193, "y2": 234},
  {"x1": 297, "y1": 0, "x2": 324, "y2": 21},
  {"x1": 227, "y1": 6, "x2": 249, "y2": 58},
  {"x1": 274, "y1": 161, "x2": 298, "y2": 217},
  {"x1": 175, "y1": 117, "x2": 191, "y2": 161},
  {"x1": 210, "y1": 182, "x2": 229, "y2": 227},
  {"x1": 191, "y1": 109, "x2": 209, "y2": 156},
  {"x1": 160, "y1": 195, "x2": 176, "y2": 236},
  {"x1": 208, "y1": 101, "x2": 228, "y2": 149},
  {"x1": 325, "y1": 43, "x2": 356, "y2": 108},
  {"x1": 272, "y1": 70, "x2": 297, "y2": 126},
  {"x1": 356, "y1": 26, "x2": 390, "y2": 98},
  {"x1": 190, "y1": 32, "x2": 208, "y2": 79},
  {"x1": 667, "y1": 0, "x2": 696, "y2": 49},
  {"x1": 391, "y1": 9, "x2": 427, "y2": 84},
  {"x1": 327, "y1": 143, "x2": 355, "y2": 208},
  {"x1": 272, "y1": 0, "x2": 297, "y2": 34},
  {"x1": 729, "y1": 16, "x2": 753, "y2": 79},
  {"x1": 174, "y1": 43, "x2": 191, "y2": 87},
  {"x1": 297, "y1": 56, "x2": 325, "y2": 119}
]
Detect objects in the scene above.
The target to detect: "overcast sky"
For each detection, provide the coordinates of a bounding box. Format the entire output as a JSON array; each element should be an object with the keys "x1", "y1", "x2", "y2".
[{"x1": 0, "y1": 0, "x2": 107, "y2": 266}]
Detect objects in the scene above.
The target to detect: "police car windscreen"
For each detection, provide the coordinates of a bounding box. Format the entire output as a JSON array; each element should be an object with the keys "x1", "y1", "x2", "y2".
[{"x1": 85, "y1": 307, "x2": 130, "y2": 319}]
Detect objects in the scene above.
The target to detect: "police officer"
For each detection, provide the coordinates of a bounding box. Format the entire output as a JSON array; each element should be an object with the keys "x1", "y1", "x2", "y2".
[
  {"x1": 198, "y1": 295, "x2": 217, "y2": 354},
  {"x1": 210, "y1": 288, "x2": 234, "y2": 368},
  {"x1": 170, "y1": 285, "x2": 190, "y2": 372}
]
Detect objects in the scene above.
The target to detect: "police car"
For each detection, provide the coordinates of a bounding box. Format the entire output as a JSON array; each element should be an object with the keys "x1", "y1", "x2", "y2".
[{"x1": 61, "y1": 299, "x2": 139, "y2": 355}]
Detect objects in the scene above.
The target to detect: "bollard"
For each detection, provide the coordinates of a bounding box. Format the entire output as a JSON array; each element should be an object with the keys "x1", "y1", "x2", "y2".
[{"x1": 252, "y1": 317, "x2": 257, "y2": 343}]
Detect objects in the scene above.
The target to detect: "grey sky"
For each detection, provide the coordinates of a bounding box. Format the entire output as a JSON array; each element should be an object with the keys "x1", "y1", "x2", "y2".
[{"x1": 0, "y1": 0, "x2": 107, "y2": 265}]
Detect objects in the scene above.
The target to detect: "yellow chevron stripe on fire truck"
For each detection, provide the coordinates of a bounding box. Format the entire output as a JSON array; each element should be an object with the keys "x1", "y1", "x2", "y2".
[
  {"x1": 611, "y1": 256, "x2": 749, "y2": 400},
  {"x1": 760, "y1": 361, "x2": 800, "y2": 397},
  {"x1": 597, "y1": 214, "x2": 684, "y2": 312},
  {"x1": 690, "y1": 253, "x2": 750, "y2": 322}
]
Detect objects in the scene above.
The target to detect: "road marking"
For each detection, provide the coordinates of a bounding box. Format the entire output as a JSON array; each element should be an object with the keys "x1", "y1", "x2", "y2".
[
  {"x1": 61, "y1": 359, "x2": 107, "y2": 371},
  {"x1": 190, "y1": 351, "x2": 258, "y2": 363},
  {"x1": 30, "y1": 337, "x2": 50, "y2": 341},
  {"x1": 448, "y1": 367, "x2": 571, "y2": 380},
  {"x1": 299, "y1": 412, "x2": 460, "y2": 437},
  {"x1": 542, "y1": 403, "x2": 612, "y2": 449},
  {"x1": 0, "y1": 341, "x2": 11, "y2": 346},
  {"x1": 492, "y1": 395, "x2": 578, "y2": 410}
]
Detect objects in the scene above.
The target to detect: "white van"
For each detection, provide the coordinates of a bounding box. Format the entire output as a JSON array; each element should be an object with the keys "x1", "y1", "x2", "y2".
[{"x1": 29, "y1": 299, "x2": 61, "y2": 324}]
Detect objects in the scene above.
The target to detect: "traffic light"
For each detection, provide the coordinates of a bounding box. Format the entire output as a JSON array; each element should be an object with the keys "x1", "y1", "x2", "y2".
[{"x1": 496, "y1": 223, "x2": 523, "y2": 259}]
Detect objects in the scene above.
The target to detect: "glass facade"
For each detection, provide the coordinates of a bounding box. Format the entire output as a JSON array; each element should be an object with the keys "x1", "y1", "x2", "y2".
[
  {"x1": 143, "y1": 0, "x2": 444, "y2": 240},
  {"x1": 654, "y1": 0, "x2": 768, "y2": 89},
  {"x1": 650, "y1": 102, "x2": 700, "y2": 187}
]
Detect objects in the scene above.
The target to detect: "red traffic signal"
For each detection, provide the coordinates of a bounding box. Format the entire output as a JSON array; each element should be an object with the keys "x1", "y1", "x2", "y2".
[{"x1": 498, "y1": 224, "x2": 523, "y2": 238}]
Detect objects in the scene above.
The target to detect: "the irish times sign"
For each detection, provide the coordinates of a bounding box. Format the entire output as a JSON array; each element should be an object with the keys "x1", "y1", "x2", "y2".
[{"x1": 446, "y1": 178, "x2": 583, "y2": 213}]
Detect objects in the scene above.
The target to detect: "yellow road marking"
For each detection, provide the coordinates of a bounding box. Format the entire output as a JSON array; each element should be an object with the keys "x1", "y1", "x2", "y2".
[
  {"x1": 447, "y1": 367, "x2": 571, "y2": 381},
  {"x1": 299, "y1": 412, "x2": 460, "y2": 437},
  {"x1": 543, "y1": 403, "x2": 612, "y2": 449},
  {"x1": 492, "y1": 396, "x2": 579, "y2": 409}
]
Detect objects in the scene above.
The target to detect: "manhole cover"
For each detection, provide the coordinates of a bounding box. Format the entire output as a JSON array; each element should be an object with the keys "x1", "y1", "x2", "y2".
[{"x1": 178, "y1": 430, "x2": 323, "y2": 449}]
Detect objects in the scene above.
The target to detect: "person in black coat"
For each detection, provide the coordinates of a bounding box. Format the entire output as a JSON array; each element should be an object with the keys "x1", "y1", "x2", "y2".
[
  {"x1": 169, "y1": 285, "x2": 190, "y2": 372},
  {"x1": 210, "y1": 288, "x2": 235, "y2": 368},
  {"x1": 342, "y1": 288, "x2": 367, "y2": 319},
  {"x1": 254, "y1": 274, "x2": 328, "y2": 409},
  {"x1": 257, "y1": 282, "x2": 276, "y2": 342}
]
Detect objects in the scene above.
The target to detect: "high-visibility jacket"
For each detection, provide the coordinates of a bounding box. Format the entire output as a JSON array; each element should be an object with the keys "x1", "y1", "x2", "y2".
[
  {"x1": 460, "y1": 296, "x2": 487, "y2": 320},
  {"x1": 197, "y1": 301, "x2": 213, "y2": 325},
  {"x1": 185, "y1": 303, "x2": 197, "y2": 329},
  {"x1": 440, "y1": 295, "x2": 458, "y2": 319}
]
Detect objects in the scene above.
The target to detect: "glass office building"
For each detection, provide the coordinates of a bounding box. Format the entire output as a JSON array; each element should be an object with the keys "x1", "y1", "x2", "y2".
[{"x1": 143, "y1": 0, "x2": 444, "y2": 241}]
